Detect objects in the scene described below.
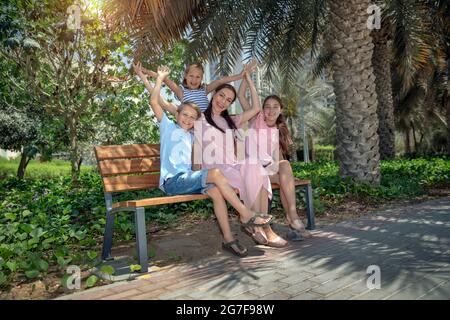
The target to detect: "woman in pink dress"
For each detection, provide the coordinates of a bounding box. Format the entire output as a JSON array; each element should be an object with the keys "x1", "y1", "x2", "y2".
[
  {"x1": 238, "y1": 82, "x2": 312, "y2": 240},
  {"x1": 195, "y1": 70, "x2": 288, "y2": 247}
]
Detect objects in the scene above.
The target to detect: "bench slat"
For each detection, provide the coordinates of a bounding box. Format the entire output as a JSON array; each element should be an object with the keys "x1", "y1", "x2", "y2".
[
  {"x1": 95, "y1": 144, "x2": 160, "y2": 161},
  {"x1": 113, "y1": 194, "x2": 210, "y2": 209},
  {"x1": 103, "y1": 174, "x2": 160, "y2": 193},
  {"x1": 272, "y1": 179, "x2": 310, "y2": 189},
  {"x1": 99, "y1": 158, "x2": 161, "y2": 177}
]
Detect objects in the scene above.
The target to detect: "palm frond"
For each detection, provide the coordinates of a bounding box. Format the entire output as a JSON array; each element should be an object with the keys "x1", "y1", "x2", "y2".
[
  {"x1": 385, "y1": 0, "x2": 434, "y2": 94},
  {"x1": 104, "y1": 0, "x2": 203, "y2": 58}
]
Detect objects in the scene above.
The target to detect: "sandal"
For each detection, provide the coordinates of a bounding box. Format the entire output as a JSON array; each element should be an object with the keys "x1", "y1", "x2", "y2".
[
  {"x1": 267, "y1": 236, "x2": 288, "y2": 248},
  {"x1": 241, "y1": 212, "x2": 273, "y2": 227},
  {"x1": 286, "y1": 229, "x2": 304, "y2": 242},
  {"x1": 222, "y1": 239, "x2": 248, "y2": 257},
  {"x1": 288, "y1": 218, "x2": 312, "y2": 238},
  {"x1": 240, "y1": 212, "x2": 273, "y2": 245}
]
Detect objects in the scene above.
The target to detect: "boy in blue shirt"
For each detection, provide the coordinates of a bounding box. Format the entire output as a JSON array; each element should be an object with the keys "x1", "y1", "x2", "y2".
[{"x1": 133, "y1": 62, "x2": 272, "y2": 257}]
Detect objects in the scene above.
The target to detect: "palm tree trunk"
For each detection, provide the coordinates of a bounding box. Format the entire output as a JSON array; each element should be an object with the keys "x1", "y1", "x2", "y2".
[
  {"x1": 326, "y1": 0, "x2": 381, "y2": 185},
  {"x1": 372, "y1": 37, "x2": 396, "y2": 159}
]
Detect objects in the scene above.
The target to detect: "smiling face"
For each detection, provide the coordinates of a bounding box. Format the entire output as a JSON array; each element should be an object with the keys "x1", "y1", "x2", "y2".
[
  {"x1": 176, "y1": 104, "x2": 200, "y2": 130},
  {"x1": 184, "y1": 66, "x2": 204, "y2": 90},
  {"x1": 263, "y1": 97, "x2": 282, "y2": 126},
  {"x1": 211, "y1": 87, "x2": 236, "y2": 116}
]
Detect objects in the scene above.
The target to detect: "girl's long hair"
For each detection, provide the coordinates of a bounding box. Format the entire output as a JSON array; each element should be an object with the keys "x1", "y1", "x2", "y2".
[
  {"x1": 263, "y1": 95, "x2": 292, "y2": 157},
  {"x1": 204, "y1": 84, "x2": 237, "y2": 133}
]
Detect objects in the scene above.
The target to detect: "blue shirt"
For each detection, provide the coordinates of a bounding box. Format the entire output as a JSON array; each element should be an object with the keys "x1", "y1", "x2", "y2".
[
  {"x1": 181, "y1": 85, "x2": 210, "y2": 112},
  {"x1": 159, "y1": 113, "x2": 194, "y2": 188}
]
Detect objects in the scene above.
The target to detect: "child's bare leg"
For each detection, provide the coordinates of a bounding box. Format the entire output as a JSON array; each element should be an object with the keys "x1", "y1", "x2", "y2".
[
  {"x1": 278, "y1": 161, "x2": 310, "y2": 235},
  {"x1": 278, "y1": 161, "x2": 298, "y2": 220},
  {"x1": 270, "y1": 172, "x2": 301, "y2": 224},
  {"x1": 206, "y1": 187, "x2": 234, "y2": 243}
]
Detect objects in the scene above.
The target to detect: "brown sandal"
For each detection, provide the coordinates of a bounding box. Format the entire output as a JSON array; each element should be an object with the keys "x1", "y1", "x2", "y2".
[
  {"x1": 222, "y1": 239, "x2": 248, "y2": 257},
  {"x1": 240, "y1": 212, "x2": 272, "y2": 245}
]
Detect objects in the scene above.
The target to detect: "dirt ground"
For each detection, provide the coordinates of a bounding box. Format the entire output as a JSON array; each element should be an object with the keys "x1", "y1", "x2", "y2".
[{"x1": 1, "y1": 189, "x2": 449, "y2": 300}]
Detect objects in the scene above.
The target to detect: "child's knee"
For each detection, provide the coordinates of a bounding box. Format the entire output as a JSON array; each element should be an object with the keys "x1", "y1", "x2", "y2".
[{"x1": 208, "y1": 168, "x2": 222, "y2": 181}]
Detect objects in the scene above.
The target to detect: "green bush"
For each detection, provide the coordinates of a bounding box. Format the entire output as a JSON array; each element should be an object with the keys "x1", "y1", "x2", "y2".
[
  {"x1": 314, "y1": 145, "x2": 335, "y2": 162},
  {"x1": 291, "y1": 156, "x2": 450, "y2": 201}
]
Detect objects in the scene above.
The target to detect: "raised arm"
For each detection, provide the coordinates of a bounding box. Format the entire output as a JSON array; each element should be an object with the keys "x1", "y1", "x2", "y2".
[
  {"x1": 237, "y1": 72, "x2": 251, "y2": 111},
  {"x1": 237, "y1": 58, "x2": 259, "y2": 111},
  {"x1": 134, "y1": 62, "x2": 166, "y2": 121},
  {"x1": 238, "y1": 68, "x2": 261, "y2": 124},
  {"x1": 134, "y1": 62, "x2": 179, "y2": 117},
  {"x1": 206, "y1": 70, "x2": 244, "y2": 94},
  {"x1": 142, "y1": 66, "x2": 184, "y2": 101}
]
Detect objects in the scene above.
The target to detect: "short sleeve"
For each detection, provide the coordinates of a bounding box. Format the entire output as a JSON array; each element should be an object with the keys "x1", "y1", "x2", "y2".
[
  {"x1": 249, "y1": 111, "x2": 266, "y2": 129},
  {"x1": 159, "y1": 113, "x2": 175, "y2": 135}
]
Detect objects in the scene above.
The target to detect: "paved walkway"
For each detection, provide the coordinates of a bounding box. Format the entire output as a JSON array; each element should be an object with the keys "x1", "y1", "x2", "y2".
[{"x1": 57, "y1": 197, "x2": 450, "y2": 300}]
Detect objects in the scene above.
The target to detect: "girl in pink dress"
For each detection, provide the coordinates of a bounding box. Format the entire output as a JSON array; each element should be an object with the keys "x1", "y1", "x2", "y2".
[
  {"x1": 195, "y1": 70, "x2": 288, "y2": 247},
  {"x1": 238, "y1": 81, "x2": 312, "y2": 239}
]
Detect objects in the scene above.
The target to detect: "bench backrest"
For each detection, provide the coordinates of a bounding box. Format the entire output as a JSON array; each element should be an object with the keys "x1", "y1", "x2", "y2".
[{"x1": 94, "y1": 144, "x2": 161, "y2": 193}]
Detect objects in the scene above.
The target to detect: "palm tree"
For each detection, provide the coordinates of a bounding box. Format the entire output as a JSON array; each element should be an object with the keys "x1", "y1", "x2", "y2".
[{"x1": 107, "y1": 0, "x2": 385, "y2": 185}]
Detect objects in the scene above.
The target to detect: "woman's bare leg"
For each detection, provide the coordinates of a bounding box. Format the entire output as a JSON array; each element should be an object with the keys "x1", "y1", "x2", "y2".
[
  {"x1": 207, "y1": 169, "x2": 270, "y2": 224},
  {"x1": 206, "y1": 187, "x2": 234, "y2": 243}
]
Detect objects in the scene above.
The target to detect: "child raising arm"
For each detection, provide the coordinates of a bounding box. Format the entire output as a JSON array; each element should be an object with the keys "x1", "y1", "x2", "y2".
[{"x1": 142, "y1": 62, "x2": 245, "y2": 112}]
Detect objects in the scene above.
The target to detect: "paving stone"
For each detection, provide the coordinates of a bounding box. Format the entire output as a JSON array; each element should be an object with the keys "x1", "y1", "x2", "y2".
[
  {"x1": 418, "y1": 281, "x2": 450, "y2": 300},
  {"x1": 324, "y1": 290, "x2": 355, "y2": 300},
  {"x1": 278, "y1": 280, "x2": 320, "y2": 296},
  {"x1": 258, "y1": 291, "x2": 291, "y2": 300},
  {"x1": 100, "y1": 289, "x2": 143, "y2": 300},
  {"x1": 289, "y1": 291, "x2": 323, "y2": 300},
  {"x1": 278, "y1": 271, "x2": 316, "y2": 285}
]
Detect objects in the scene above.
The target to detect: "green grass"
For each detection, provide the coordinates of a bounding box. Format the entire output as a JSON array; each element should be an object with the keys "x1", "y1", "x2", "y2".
[{"x1": 0, "y1": 157, "x2": 93, "y2": 179}]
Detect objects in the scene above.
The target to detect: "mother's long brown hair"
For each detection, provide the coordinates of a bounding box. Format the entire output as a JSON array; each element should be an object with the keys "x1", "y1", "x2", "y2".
[
  {"x1": 263, "y1": 95, "x2": 292, "y2": 157},
  {"x1": 204, "y1": 84, "x2": 238, "y2": 133}
]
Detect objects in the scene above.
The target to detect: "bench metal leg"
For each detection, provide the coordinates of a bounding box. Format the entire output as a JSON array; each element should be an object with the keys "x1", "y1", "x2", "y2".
[
  {"x1": 304, "y1": 184, "x2": 316, "y2": 230},
  {"x1": 102, "y1": 193, "x2": 115, "y2": 260},
  {"x1": 102, "y1": 210, "x2": 115, "y2": 261},
  {"x1": 135, "y1": 207, "x2": 149, "y2": 273}
]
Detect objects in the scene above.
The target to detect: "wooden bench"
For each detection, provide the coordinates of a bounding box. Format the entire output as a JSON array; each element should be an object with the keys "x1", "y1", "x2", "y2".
[{"x1": 94, "y1": 143, "x2": 315, "y2": 272}]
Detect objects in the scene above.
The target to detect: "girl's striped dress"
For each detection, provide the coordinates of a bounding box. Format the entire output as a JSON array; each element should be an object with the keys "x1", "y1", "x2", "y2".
[{"x1": 181, "y1": 85, "x2": 210, "y2": 112}]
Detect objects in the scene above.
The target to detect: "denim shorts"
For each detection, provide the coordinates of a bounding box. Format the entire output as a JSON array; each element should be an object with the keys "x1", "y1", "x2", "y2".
[{"x1": 161, "y1": 169, "x2": 215, "y2": 195}]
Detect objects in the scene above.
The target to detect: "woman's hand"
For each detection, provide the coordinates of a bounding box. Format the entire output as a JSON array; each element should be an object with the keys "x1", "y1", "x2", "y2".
[
  {"x1": 142, "y1": 66, "x2": 158, "y2": 78},
  {"x1": 133, "y1": 61, "x2": 148, "y2": 82},
  {"x1": 156, "y1": 65, "x2": 170, "y2": 80}
]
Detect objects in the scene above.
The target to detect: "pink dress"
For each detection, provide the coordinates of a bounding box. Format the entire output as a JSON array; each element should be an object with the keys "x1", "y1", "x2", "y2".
[{"x1": 197, "y1": 114, "x2": 272, "y2": 208}]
